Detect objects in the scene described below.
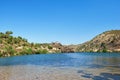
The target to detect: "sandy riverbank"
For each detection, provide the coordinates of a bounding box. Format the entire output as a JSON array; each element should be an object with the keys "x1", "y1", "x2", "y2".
[{"x1": 0, "y1": 65, "x2": 120, "y2": 80}]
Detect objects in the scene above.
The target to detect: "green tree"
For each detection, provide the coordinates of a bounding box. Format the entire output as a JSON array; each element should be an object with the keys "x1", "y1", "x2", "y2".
[
  {"x1": 5, "y1": 46, "x2": 15, "y2": 56},
  {"x1": 48, "y1": 45, "x2": 53, "y2": 49},
  {"x1": 18, "y1": 36, "x2": 22, "y2": 39},
  {"x1": 102, "y1": 48, "x2": 107, "y2": 53},
  {"x1": 5, "y1": 31, "x2": 13, "y2": 35},
  {"x1": 20, "y1": 48, "x2": 33, "y2": 55},
  {"x1": 41, "y1": 49, "x2": 48, "y2": 54}
]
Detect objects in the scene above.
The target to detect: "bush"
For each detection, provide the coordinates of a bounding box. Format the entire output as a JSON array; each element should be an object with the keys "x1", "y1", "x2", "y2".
[
  {"x1": 41, "y1": 49, "x2": 48, "y2": 54},
  {"x1": 48, "y1": 46, "x2": 53, "y2": 49}
]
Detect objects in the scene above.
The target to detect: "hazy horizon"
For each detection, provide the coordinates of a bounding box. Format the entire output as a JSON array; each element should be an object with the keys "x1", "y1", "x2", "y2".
[{"x1": 0, "y1": 0, "x2": 120, "y2": 45}]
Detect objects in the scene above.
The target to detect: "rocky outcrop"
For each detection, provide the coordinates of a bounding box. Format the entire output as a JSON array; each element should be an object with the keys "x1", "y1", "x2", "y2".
[{"x1": 50, "y1": 42, "x2": 74, "y2": 53}]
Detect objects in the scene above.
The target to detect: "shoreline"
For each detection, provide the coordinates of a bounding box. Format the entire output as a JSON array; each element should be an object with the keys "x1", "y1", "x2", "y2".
[
  {"x1": 0, "y1": 65, "x2": 120, "y2": 80},
  {"x1": 1, "y1": 52, "x2": 120, "y2": 58}
]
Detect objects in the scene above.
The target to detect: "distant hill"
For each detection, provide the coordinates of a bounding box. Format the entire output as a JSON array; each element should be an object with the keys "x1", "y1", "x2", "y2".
[
  {"x1": 1, "y1": 30, "x2": 120, "y2": 57},
  {"x1": 76, "y1": 30, "x2": 120, "y2": 52},
  {"x1": 0, "y1": 31, "x2": 74, "y2": 57}
]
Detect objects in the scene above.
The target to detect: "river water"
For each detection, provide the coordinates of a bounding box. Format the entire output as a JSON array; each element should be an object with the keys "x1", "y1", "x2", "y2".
[{"x1": 0, "y1": 53, "x2": 120, "y2": 80}]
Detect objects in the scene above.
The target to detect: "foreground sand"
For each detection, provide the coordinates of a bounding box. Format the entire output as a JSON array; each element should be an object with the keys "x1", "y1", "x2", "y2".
[{"x1": 0, "y1": 65, "x2": 120, "y2": 80}]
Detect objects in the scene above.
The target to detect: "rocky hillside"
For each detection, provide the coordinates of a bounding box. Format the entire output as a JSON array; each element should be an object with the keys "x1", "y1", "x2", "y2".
[
  {"x1": 0, "y1": 31, "x2": 74, "y2": 57},
  {"x1": 76, "y1": 30, "x2": 120, "y2": 52}
]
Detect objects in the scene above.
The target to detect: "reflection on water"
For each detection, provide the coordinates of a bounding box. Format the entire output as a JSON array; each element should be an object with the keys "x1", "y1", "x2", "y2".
[{"x1": 0, "y1": 53, "x2": 120, "y2": 80}]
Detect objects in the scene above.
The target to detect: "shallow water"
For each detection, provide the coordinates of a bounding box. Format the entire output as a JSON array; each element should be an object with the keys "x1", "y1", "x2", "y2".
[{"x1": 0, "y1": 53, "x2": 120, "y2": 80}]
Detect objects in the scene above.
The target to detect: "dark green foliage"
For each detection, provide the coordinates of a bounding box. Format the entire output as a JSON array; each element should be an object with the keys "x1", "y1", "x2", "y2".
[
  {"x1": 5, "y1": 31, "x2": 13, "y2": 35},
  {"x1": 48, "y1": 45, "x2": 53, "y2": 49},
  {"x1": 24, "y1": 48, "x2": 33, "y2": 54},
  {"x1": 34, "y1": 49, "x2": 48, "y2": 54},
  {"x1": 18, "y1": 36, "x2": 22, "y2": 39},
  {"x1": 0, "y1": 39, "x2": 2, "y2": 44},
  {"x1": 102, "y1": 49, "x2": 107, "y2": 53},
  {"x1": 4, "y1": 46, "x2": 15, "y2": 56},
  {"x1": 41, "y1": 49, "x2": 48, "y2": 54}
]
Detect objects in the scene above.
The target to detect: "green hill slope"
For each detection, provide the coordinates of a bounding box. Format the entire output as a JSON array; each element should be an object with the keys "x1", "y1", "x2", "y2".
[
  {"x1": 0, "y1": 31, "x2": 74, "y2": 57},
  {"x1": 76, "y1": 30, "x2": 120, "y2": 52}
]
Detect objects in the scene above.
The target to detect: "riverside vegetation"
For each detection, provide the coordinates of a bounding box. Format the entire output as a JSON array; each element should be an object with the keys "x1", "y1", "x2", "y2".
[
  {"x1": 0, "y1": 30, "x2": 120, "y2": 57},
  {"x1": 0, "y1": 31, "x2": 74, "y2": 57}
]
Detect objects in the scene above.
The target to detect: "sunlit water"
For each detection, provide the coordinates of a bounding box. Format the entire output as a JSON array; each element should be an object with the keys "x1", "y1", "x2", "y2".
[{"x1": 0, "y1": 53, "x2": 120, "y2": 80}]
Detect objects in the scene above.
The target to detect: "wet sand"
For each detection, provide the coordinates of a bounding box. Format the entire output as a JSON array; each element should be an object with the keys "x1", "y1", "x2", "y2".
[{"x1": 0, "y1": 65, "x2": 120, "y2": 80}]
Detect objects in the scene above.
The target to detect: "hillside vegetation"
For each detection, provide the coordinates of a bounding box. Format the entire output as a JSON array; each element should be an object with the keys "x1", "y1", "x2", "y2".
[
  {"x1": 1, "y1": 30, "x2": 120, "y2": 57},
  {"x1": 76, "y1": 30, "x2": 120, "y2": 52},
  {"x1": 0, "y1": 31, "x2": 74, "y2": 57}
]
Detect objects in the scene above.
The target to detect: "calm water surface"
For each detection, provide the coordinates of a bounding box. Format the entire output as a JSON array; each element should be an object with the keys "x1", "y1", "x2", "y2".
[{"x1": 0, "y1": 53, "x2": 120, "y2": 80}]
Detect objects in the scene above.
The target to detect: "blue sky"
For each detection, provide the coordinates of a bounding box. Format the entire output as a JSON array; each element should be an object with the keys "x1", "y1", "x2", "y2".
[{"x1": 0, "y1": 0, "x2": 120, "y2": 44}]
